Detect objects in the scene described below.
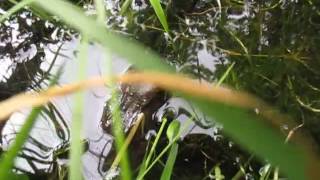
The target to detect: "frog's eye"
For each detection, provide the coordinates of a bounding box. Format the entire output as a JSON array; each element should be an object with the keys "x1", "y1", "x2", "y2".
[{"x1": 161, "y1": 107, "x2": 177, "y2": 121}]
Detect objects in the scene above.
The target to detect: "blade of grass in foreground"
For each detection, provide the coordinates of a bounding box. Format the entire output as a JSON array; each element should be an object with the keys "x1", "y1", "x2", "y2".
[
  {"x1": 109, "y1": 89, "x2": 132, "y2": 180},
  {"x1": 33, "y1": 0, "x2": 173, "y2": 73},
  {"x1": 0, "y1": 68, "x2": 62, "y2": 179},
  {"x1": 137, "y1": 118, "x2": 167, "y2": 177},
  {"x1": 103, "y1": 39, "x2": 131, "y2": 179},
  {"x1": 149, "y1": 0, "x2": 170, "y2": 33},
  {"x1": 160, "y1": 143, "x2": 178, "y2": 180},
  {"x1": 69, "y1": 37, "x2": 88, "y2": 180},
  {"x1": 31, "y1": 0, "x2": 320, "y2": 178},
  {"x1": 137, "y1": 118, "x2": 193, "y2": 179},
  {"x1": 0, "y1": 107, "x2": 42, "y2": 179},
  {"x1": 0, "y1": 0, "x2": 36, "y2": 23},
  {"x1": 160, "y1": 120, "x2": 180, "y2": 180},
  {"x1": 94, "y1": 0, "x2": 106, "y2": 24}
]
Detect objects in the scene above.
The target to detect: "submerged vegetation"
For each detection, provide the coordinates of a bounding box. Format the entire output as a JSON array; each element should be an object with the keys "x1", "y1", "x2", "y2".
[{"x1": 0, "y1": 0, "x2": 320, "y2": 179}]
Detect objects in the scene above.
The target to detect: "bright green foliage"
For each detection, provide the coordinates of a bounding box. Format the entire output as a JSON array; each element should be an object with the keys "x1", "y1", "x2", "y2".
[
  {"x1": 149, "y1": 0, "x2": 170, "y2": 33},
  {"x1": 160, "y1": 120, "x2": 181, "y2": 180}
]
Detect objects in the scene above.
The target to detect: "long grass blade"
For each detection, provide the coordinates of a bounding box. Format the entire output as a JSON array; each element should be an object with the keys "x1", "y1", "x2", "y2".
[
  {"x1": 160, "y1": 120, "x2": 180, "y2": 180},
  {"x1": 149, "y1": 0, "x2": 170, "y2": 33},
  {"x1": 160, "y1": 143, "x2": 178, "y2": 180},
  {"x1": 0, "y1": 0, "x2": 36, "y2": 23},
  {"x1": 69, "y1": 37, "x2": 88, "y2": 180},
  {"x1": 0, "y1": 107, "x2": 42, "y2": 179},
  {"x1": 137, "y1": 118, "x2": 167, "y2": 177},
  {"x1": 216, "y1": 62, "x2": 235, "y2": 86},
  {"x1": 94, "y1": 0, "x2": 106, "y2": 24},
  {"x1": 109, "y1": 88, "x2": 132, "y2": 180}
]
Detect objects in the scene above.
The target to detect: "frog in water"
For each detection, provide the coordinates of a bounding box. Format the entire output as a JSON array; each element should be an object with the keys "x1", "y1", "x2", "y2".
[
  {"x1": 100, "y1": 67, "x2": 168, "y2": 134},
  {"x1": 99, "y1": 68, "x2": 168, "y2": 173}
]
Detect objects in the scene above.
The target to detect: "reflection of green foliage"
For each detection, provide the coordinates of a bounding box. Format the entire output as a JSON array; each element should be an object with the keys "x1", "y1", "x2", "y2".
[{"x1": 215, "y1": 1, "x2": 320, "y2": 143}]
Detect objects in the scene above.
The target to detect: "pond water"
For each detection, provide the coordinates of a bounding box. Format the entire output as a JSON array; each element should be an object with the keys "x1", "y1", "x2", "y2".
[{"x1": 0, "y1": 0, "x2": 320, "y2": 179}]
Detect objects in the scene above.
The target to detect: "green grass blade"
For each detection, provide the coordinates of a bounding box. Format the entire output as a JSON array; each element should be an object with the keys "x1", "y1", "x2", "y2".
[
  {"x1": 160, "y1": 143, "x2": 178, "y2": 180},
  {"x1": 137, "y1": 118, "x2": 193, "y2": 179},
  {"x1": 0, "y1": 0, "x2": 36, "y2": 23},
  {"x1": 0, "y1": 67, "x2": 62, "y2": 179},
  {"x1": 160, "y1": 120, "x2": 180, "y2": 180},
  {"x1": 137, "y1": 118, "x2": 167, "y2": 177},
  {"x1": 145, "y1": 118, "x2": 167, "y2": 167},
  {"x1": 190, "y1": 98, "x2": 305, "y2": 180},
  {"x1": 120, "y1": 0, "x2": 133, "y2": 15},
  {"x1": 0, "y1": 107, "x2": 43, "y2": 179},
  {"x1": 33, "y1": 0, "x2": 173, "y2": 73},
  {"x1": 69, "y1": 37, "x2": 88, "y2": 180},
  {"x1": 214, "y1": 165, "x2": 225, "y2": 180},
  {"x1": 94, "y1": 0, "x2": 106, "y2": 24},
  {"x1": 216, "y1": 62, "x2": 235, "y2": 86},
  {"x1": 109, "y1": 89, "x2": 132, "y2": 180},
  {"x1": 149, "y1": 0, "x2": 170, "y2": 33},
  {"x1": 104, "y1": 43, "x2": 131, "y2": 179}
]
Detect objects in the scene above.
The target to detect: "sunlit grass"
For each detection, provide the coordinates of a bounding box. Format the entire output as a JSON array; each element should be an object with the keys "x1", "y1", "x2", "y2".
[{"x1": 149, "y1": 0, "x2": 170, "y2": 33}]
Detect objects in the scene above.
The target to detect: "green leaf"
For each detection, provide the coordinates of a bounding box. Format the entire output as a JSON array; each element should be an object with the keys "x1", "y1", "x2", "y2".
[
  {"x1": 160, "y1": 144, "x2": 178, "y2": 180},
  {"x1": 138, "y1": 118, "x2": 167, "y2": 178},
  {"x1": 149, "y1": 0, "x2": 170, "y2": 33},
  {"x1": 94, "y1": 0, "x2": 106, "y2": 24},
  {"x1": 0, "y1": 0, "x2": 36, "y2": 23},
  {"x1": 0, "y1": 107, "x2": 42, "y2": 179},
  {"x1": 166, "y1": 120, "x2": 180, "y2": 142},
  {"x1": 69, "y1": 37, "x2": 88, "y2": 180},
  {"x1": 190, "y1": 97, "x2": 305, "y2": 180},
  {"x1": 214, "y1": 165, "x2": 225, "y2": 180}
]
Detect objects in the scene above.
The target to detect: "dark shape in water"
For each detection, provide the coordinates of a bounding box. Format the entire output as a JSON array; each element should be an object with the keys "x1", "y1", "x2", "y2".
[{"x1": 100, "y1": 68, "x2": 168, "y2": 133}]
